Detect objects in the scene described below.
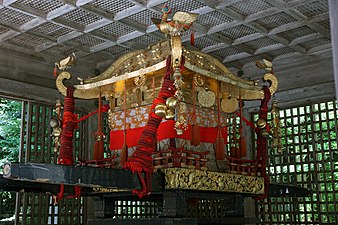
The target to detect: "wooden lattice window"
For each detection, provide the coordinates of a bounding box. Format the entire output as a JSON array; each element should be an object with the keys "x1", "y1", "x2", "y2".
[
  {"x1": 14, "y1": 100, "x2": 89, "y2": 225},
  {"x1": 113, "y1": 200, "x2": 161, "y2": 218},
  {"x1": 257, "y1": 100, "x2": 338, "y2": 224}
]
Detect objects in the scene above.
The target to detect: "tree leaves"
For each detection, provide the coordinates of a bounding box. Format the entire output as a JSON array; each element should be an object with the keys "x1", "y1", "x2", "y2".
[{"x1": 0, "y1": 99, "x2": 21, "y2": 166}]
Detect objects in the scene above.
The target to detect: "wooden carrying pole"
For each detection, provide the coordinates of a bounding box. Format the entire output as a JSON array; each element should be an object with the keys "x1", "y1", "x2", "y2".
[
  {"x1": 190, "y1": 79, "x2": 201, "y2": 146},
  {"x1": 94, "y1": 89, "x2": 104, "y2": 160},
  {"x1": 238, "y1": 95, "x2": 247, "y2": 158},
  {"x1": 215, "y1": 81, "x2": 225, "y2": 160},
  {"x1": 120, "y1": 81, "x2": 128, "y2": 166}
]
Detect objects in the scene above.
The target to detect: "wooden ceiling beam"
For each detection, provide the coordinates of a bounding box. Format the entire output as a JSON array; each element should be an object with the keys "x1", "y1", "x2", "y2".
[
  {"x1": 222, "y1": 52, "x2": 252, "y2": 63},
  {"x1": 202, "y1": 43, "x2": 229, "y2": 53},
  {"x1": 146, "y1": 0, "x2": 167, "y2": 8},
  {"x1": 90, "y1": 41, "x2": 116, "y2": 53},
  {"x1": 114, "y1": 5, "x2": 145, "y2": 21},
  {"x1": 84, "y1": 18, "x2": 112, "y2": 33},
  {"x1": 47, "y1": 4, "x2": 76, "y2": 20},
  {"x1": 244, "y1": 8, "x2": 279, "y2": 23},
  {"x1": 80, "y1": 4, "x2": 115, "y2": 20},
  {"x1": 207, "y1": 21, "x2": 240, "y2": 35},
  {"x1": 1, "y1": 0, "x2": 18, "y2": 6}
]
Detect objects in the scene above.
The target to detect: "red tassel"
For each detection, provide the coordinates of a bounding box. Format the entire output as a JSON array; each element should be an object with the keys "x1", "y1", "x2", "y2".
[
  {"x1": 215, "y1": 127, "x2": 225, "y2": 160},
  {"x1": 120, "y1": 143, "x2": 128, "y2": 167},
  {"x1": 53, "y1": 64, "x2": 58, "y2": 77},
  {"x1": 230, "y1": 147, "x2": 236, "y2": 158},
  {"x1": 215, "y1": 137, "x2": 225, "y2": 160},
  {"x1": 94, "y1": 139, "x2": 104, "y2": 160},
  {"x1": 190, "y1": 123, "x2": 201, "y2": 146},
  {"x1": 238, "y1": 135, "x2": 247, "y2": 158},
  {"x1": 190, "y1": 29, "x2": 195, "y2": 46}
]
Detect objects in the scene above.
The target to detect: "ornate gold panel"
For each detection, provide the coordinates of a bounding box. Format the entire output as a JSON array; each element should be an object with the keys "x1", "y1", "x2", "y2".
[{"x1": 162, "y1": 168, "x2": 264, "y2": 194}]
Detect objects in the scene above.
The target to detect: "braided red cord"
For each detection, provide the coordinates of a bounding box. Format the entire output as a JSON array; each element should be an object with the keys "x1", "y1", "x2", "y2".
[
  {"x1": 255, "y1": 86, "x2": 271, "y2": 200},
  {"x1": 77, "y1": 105, "x2": 110, "y2": 123},
  {"x1": 124, "y1": 56, "x2": 176, "y2": 197},
  {"x1": 58, "y1": 87, "x2": 77, "y2": 165}
]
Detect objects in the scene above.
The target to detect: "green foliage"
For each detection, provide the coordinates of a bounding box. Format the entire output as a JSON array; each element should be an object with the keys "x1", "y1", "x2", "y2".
[
  {"x1": 0, "y1": 98, "x2": 21, "y2": 168},
  {"x1": 0, "y1": 98, "x2": 21, "y2": 220}
]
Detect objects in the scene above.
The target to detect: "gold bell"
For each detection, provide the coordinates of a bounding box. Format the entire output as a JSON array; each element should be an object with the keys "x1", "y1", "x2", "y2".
[
  {"x1": 260, "y1": 129, "x2": 270, "y2": 137},
  {"x1": 166, "y1": 97, "x2": 178, "y2": 109},
  {"x1": 256, "y1": 119, "x2": 267, "y2": 128},
  {"x1": 155, "y1": 103, "x2": 167, "y2": 117},
  {"x1": 165, "y1": 109, "x2": 175, "y2": 120}
]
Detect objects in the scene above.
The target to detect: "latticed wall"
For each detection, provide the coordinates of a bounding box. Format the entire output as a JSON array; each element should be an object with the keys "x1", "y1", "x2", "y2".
[
  {"x1": 14, "y1": 101, "x2": 89, "y2": 225},
  {"x1": 112, "y1": 200, "x2": 161, "y2": 218},
  {"x1": 257, "y1": 100, "x2": 338, "y2": 224}
]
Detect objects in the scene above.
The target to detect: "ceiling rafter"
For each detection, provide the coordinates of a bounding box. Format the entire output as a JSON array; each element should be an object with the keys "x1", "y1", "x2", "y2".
[{"x1": 0, "y1": 0, "x2": 332, "y2": 70}]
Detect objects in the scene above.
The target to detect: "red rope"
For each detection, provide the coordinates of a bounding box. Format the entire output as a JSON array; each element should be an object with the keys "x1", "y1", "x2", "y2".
[
  {"x1": 77, "y1": 105, "x2": 110, "y2": 123},
  {"x1": 56, "y1": 87, "x2": 82, "y2": 202},
  {"x1": 58, "y1": 87, "x2": 77, "y2": 165},
  {"x1": 124, "y1": 56, "x2": 176, "y2": 197},
  {"x1": 255, "y1": 86, "x2": 271, "y2": 200},
  {"x1": 235, "y1": 111, "x2": 255, "y2": 129}
]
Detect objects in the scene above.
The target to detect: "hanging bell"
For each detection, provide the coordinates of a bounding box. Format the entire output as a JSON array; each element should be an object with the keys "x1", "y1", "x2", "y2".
[
  {"x1": 260, "y1": 128, "x2": 270, "y2": 137},
  {"x1": 256, "y1": 119, "x2": 267, "y2": 128},
  {"x1": 166, "y1": 97, "x2": 178, "y2": 109},
  {"x1": 155, "y1": 103, "x2": 167, "y2": 117},
  {"x1": 165, "y1": 108, "x2": 175, "y2": 120}
]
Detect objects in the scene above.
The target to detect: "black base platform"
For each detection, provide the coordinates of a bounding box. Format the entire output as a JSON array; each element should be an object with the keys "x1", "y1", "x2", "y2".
[{"x1": 1, "y1": 163, "x2": 311, "y2": 225}]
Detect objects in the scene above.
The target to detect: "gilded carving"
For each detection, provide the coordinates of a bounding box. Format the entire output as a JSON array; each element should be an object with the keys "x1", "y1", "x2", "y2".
[{"x1": 162, "y1": 168, "x2": 264, "y2": 194}]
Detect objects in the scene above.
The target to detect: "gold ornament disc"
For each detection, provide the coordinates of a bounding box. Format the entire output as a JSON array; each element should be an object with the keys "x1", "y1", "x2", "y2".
[
  {"x1": 198, "y1": 89, "x2": 215, "y2": 108},
  {"x1": 221, "y1": 94, "x2": 238, "y2": 113}
]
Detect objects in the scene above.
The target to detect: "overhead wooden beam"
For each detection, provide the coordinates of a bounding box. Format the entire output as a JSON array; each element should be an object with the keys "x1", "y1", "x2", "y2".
[
  {"x1": 46, "y1": 4, "x2": 76, "y2": 20},
  {"x1": 80, "y1": 4, "x2": 115, "y2": 20},
  {"x1": 223, "y1": 52, "x2": 251, "y2": 63},
  {"x1": 232, "y1": 33, "x2": 265, "y2": 45},
  {"x1": 246, "y1": 82, "x2": 336, "y2": 112},
  {"x1": 57, "y1": 30, "x2": 83, "y2": 43},
  {"x1": 35, "y1": 41, "x2": 57, "y2": 52},
  {"x1": 329, "y1": 0, "x2": 338, "y2": 99},
  {"x1": 216, "y1": 0, "x2": 242, "y2": 9},
  {"x1": 269, "y1": 34, "x2": 307, "y2": 54},
  {"x1": 1, "y1": 0, "x2": 18, "y2": 6},
  {"x1": 84, "y1": 18, "x2": 112, "y2": 33},
  {"x1": 207, "y1": 21, "x2": 240, "y2": 35},
  {"x1": 116, "y1": 31, "x2": 145, "y2": 44},
  {"x1": 114, "y1": 5, "x2": 145, "y2": 21},
  {"x1": 290, "y1": 33, "x2": 323, "y2": 45},
  {"x1": 218, "y1": 7, "x2": 245, "y2": 22},
  {"x1": 0, "y1": 30, "x2": 20, "y2": 42},
  {"x1": 244, "y1": 8, "x2": 279, "y2": 23},
  {"x1": 146, "y1": 0, "x2": 167, "y2": 8},
  {"x1": 191, "y1": 5, "x2": 214, "y2": 15},
  {"x1": 20, "y1": 17, "x2": 46, "y2": 32},
  {"x1": 202, "y1": 43, "x2": 228, "y2": 53},
  {"x1": 255, "y1": 44, "x2": 285, "y2": 55},
  {"x1": 0, "y1": 76, "x2": 60, "y2": 104},
  {"x1": 75, "y1": 0, "x2": 94, "y2": 7},
  {"x1": 115, "y1": 17, "x2": 147, "y2": 33},
  {"x1": 90, "y1": 41, "x2": 116, "y2": 53}
]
